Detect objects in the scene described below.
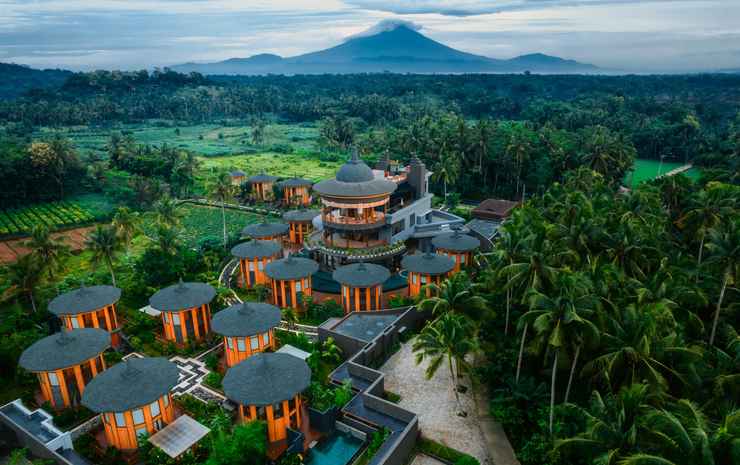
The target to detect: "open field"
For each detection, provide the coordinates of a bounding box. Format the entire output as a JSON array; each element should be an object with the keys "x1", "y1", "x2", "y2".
[
  {"x1": 196, "y1": 152, "x2": 343, "y2": 181},
  {"x1": 0, "y1": 194, "x2": 114, "y2": 238},
  {"x1": 34, "y1": 121, "x2": 320, "y2": 158},
  {"x1": 0, "y1": 225, "x2": 96, "y2": 264},
  {"x1": 625, "y1": 158, "x2": 701, "y2": 186}
]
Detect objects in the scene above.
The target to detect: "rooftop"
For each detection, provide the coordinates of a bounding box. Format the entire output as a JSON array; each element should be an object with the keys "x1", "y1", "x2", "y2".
[
  {"x1": 332, "y1": 262, "x2": 391, "y2": 288},
  {"x1": 472, "y1": 198, "x2": 520, "y2": 220},
  {"x1": 82, "y1": 357, "x2": 179, "y2": 413},
  {"x1": 19, "y1": 328, "x2": 110, "y2": 373},
  {"x1": 466, "y1": 218, "x2": 502, "y2": 241},
  {"x1": 148, "y1": 415, "x2": 210, "y2": 459},
  {"x1": 48, "y1": 285, "x2": 121, "y2": 316},
  {"x1": 282, "y1": 209, "x2": 320, "y2": 223},
  {"x1": 431, "y1": 230, "x2": 481, "y2": 252},
  {"x1": 222, "y1": 353, "x2": 311, "y2": 406},
  {"x1": 279, "y1": 177, "x2": 313, "y2": 187},
  {"x1": 248, "y1": 172, "x2": 279, "y2": 183},
  {"x1": 332, "y1": 313, "x2": 399, "y2": 342},
  {"x1": 264, "y1": 255, "x2": 319, "y2": 281},
  {"x1": 242, "y1": 221, "x2": 289, "y2": 239},
  {"x1": 401, "y1": 252, "x2": 455, "y2": 275},
  {"x1": 149, "y1": 280, "x2": 216, "y2": 312},
  {"x1": 211, "y1": 302, "x2": 281, "y2": 337},
  {"x1": 313, "y1": 149, "x2": 397, "y2": 198},
  {"x1": 231, "y1": 239, "x2": 282, "y2": 259}
]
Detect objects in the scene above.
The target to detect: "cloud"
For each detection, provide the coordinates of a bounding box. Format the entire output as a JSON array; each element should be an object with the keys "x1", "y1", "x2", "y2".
[
  {"x1": 343, "y1": 0, "x2": 707, "y2": 17},
  {"x1": 345, "y1": 18, "x2": 422, "y2": 40}
]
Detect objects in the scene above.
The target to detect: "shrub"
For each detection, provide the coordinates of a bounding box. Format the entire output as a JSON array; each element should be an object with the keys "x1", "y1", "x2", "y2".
[
  {"x1": 204, "y1": 372, "x2": 223, "y2": 390},
  {"x1": 333, "y1": 379, "x2": 353, "y2": 408},
  {"x1": 418, "y1": 438, "x2": 479, "y2": 465}
]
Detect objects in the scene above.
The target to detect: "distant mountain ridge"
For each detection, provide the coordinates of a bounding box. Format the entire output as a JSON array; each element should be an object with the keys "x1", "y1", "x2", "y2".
[
  {"x1": 173, "y1": 22, "x2": 598, "y2": 75},
  {"x1": 0, "y1": 62, "x2": 72, "y2": 99}
]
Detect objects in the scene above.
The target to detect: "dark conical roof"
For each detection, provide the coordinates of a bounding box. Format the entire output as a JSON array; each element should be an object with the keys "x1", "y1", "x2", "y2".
[
  {"x1": 149, "y1": 281, "x2": 216, "y2": 312},
  {"x1": 264, "y1": 256, "x2": 319, "y2": 281},
  {"x1": 231, "y1": 240, "x2": 282, "y2": 260},
  {"x1": 82, "y1": 357, "x2": 179, "y2": 413},
  {"x1": 223, "y1": 353, "x2": 311, "y2": 406},
  {"x1": 313, "y1": 148, "x2": 397, "y2": 198},
  {"x1": 333, "y1": 262, "x2": 391, "y2": 287},
  {"x1": 401, "y1": 252, "x2": 455, "y2": 275},
  {"x1": 432, "y1": 230, "x2": 481, "y2": 252},
  {"x1": 48, "y1": 285, "x2": 121, "y2": 316},
  {"x1": 19, "y1": 328, "x2": 110, "y2": 372},
  {"x1": 248, "y1": 172, "x2": 278, "y2": 183},
  {"x1": 283, "y1": 209, "x2": 319, "y2": 223},
  {"x1": 280, "y1": 177, "x2": 313, "y2": 188},
  {"x1": 211, "y1": 302, "x2": 281, "y2": 337},
  {"x1": 242, "y1": 221, "x2": 289, "y2": 239}
]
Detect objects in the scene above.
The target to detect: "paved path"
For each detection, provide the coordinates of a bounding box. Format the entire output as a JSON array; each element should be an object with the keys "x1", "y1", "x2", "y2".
[{"x1": 410, "y1": 454, "x2": 447, "y2": 465}]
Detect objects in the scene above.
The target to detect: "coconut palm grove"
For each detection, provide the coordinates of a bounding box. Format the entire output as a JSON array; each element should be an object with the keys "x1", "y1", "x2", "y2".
[{"x1": 0, "y1": 23, "x2": 740, "y2": 465}]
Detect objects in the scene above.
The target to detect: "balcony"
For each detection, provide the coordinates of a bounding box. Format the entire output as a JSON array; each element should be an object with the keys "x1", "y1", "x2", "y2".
[
  {"x1": 305, "y1": 231, "x2": 406, "y2": 261},
  {"x1": 323, "y1": 212, "x2": 386, "y2": 231}
]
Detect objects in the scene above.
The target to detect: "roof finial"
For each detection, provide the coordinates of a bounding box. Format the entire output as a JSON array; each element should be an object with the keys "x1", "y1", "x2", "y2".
[
  {"x1": 238, "y1": 302, "x2": 250, "y2": 315},
  {"x1": 176, "y1": 278, "x2": 186, "y2": 292},
  {"x1": 350, "y1": 146, "x2": 360, "y2": 163},
  {"x1": 57, "y1": 328, "x2": 73, "y2": 345}
]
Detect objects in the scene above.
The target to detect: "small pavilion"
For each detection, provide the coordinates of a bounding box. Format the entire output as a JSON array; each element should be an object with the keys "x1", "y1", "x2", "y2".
[
  {"x1": 247, "y1": 172, "x2": 279, "y2": 202},
  {"x1": 82, "y1": 357, "x2": 179, "y2": 451},
  {"x1": 431, "y1": 230, "x2": 481, "y2": 272},
  {"x1": 229, "y1": 170, "x2": 247, "y2": 186},
  {"x1": 279, "y1": 177, "x2": 313, "y2": 206},
  {"x1": 48, "y1": 285, "x2": 122, "y2": 347},
  {"x1": 149, "y1": 281, "x2": 216, "y2": 344},
  {"x1": 282, "y1": 209, "x2": 319, "y2": 246},
  {"x1": 231, "y1": 240, "x2": 282, "y2": 288},
  {"x1": 211, "y1": 302, "x2": 281, "y2": 367},
  {"x1": 264, "y1": 256, "x2": 319, "y2": 311},
  {"x1": 19, "y1": 329, "x2": 110, "y2": 409},
  {"x1": 222, "y1": 353, "x2": 311, "y2": 454},
  {"x1": 401, "y1": 252, "x2": 455, "y2": 297},
  {"x1": 332, "y1": 262, "x2": 391, "y2": 313},
  {"x1": 242, "y1": 220, "x2": 290, "y2": 242}
]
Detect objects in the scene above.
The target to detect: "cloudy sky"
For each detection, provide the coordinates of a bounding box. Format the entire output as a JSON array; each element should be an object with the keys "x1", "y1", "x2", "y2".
[{"x1": 0, "y1": 0, "x2": 738, "y2": 72}]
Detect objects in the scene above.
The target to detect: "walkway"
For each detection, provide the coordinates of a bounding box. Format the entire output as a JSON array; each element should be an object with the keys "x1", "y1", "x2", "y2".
[{"x1": 656, "y1": 163, "x2": 693, "y2": 179}]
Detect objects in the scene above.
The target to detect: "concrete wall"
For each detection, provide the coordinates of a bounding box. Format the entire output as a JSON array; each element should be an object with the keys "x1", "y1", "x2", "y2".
[
  {"x1": 387, "y1": 195, "x2": 433, "y2": 243},
  {"x1": 0, "y1": 410, "x2": 76, "y2": 465}
]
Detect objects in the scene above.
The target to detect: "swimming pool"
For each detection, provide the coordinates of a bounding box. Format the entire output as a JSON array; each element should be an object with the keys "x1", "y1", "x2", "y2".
[{"x1": 305, "y1": 432, "x2": 364, "y2": 465}]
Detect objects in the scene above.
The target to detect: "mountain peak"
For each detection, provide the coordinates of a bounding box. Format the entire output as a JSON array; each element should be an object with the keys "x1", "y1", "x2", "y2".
[{"x1": 345, "y1": 19, "x2": 422, "y2": 41}]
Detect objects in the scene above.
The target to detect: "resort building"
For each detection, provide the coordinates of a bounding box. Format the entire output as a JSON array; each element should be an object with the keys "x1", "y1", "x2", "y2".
[
  {"x1": 19, "y1": 329, "x2": 110, "y2": 409},
  {"x1": 279, "y1": 177, "x2": 313, "y2": 206},
  {"x1": 333, "y1": 262, "x2": 391, "y2": 313},
  {"x1": 149, "y1": 281, "x2": 216, "y2": 344},
  {"x1": 242, "y1": 220, "x2": 290, "y2": 242},
  {"x1": 431, "y1": 229, "x2": 481, "y2": 272},
  {"x1": 222, "y1": 353, "x2": 311, "y2": 454},
  {"x1": 264, "y1": 256, "x2": 319, "y2": 311},
  {"x1": 231, "y1": 240, "x2": 282, "y2": 288},
  {"x1": 229, "y1": 170, "x2": 247, "y2": 186},
  {"x1": 247, "y1": 172, "x2": 279, "y2": 202},
  {"x1": 81, "y1": 357, "x2": 179, "y2": 451},
  {"x1": 211, "y1": 302, "x2": 281, "y2": 367},
  {"x1": 401, "y1": 252, "x2": 455, "y2": 297},
  {"x1": 283, "y1": 209, "x2": 319, "y2": 246},
  {"x1": 48, "y1": 285, "x2": 122, "y2": 347}
]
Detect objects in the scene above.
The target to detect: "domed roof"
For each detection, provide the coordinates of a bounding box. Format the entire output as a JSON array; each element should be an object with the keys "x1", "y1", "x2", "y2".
[
  {"x1": 149, "y1": 281, "x2": 216, "y2": 312},
  {"x1": 283, "y1": 209, "x2": 320, "y2": 223},
  {"x1": 333, "y1": 262, "x2": 391, "y2": 288},
  {"x1": 242, "y1": 221, "x2": 289, "y2": 239},
  {"x1": 223, "y1": 353, "x2": 311, "y2": 406},
  {"x1": 211, "y1": 302, "x2": 281, "y2": 337},
  {"x1": 48, "y1": 285, "x2": 121, "y2": 316},
  {"x1": 432, "y1": 230, "x2": 481, "y2": 252},
  {"x1": 20, "y1": 329, "x2": 110, "y2": 372},
  {"x1": 264, "y1": 255, "x2": 319, "y2": 281},
  {"x1": 401, "y1": 252, "x2": 455, "y2": 275},
  {"x1": 231, "y1": 240, "x2": 282, "y2": 260},
  {"x1": 336, "y1": 149, "x2": 374, "y2": 183},
  {"x1": 313, "y1": 149, "x2": 397, "y2": 198}
]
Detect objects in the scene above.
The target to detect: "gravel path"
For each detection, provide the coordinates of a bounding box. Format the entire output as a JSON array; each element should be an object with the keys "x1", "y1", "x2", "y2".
[
  {"x1": 380, "y1": 343, "x2": 493, "y2": 464},
  {"x1": 410, "y1": 454, "x2": 447, "y2": 465}
]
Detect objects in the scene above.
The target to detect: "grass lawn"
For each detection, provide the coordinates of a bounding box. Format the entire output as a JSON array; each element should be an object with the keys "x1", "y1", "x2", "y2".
[
  {"x1": 624, "y1": 158, "x2": 701, "y2": 186},
  {"x1": 35, "y1": 121, "x2": 321, "y2": 159},
  {"x1": 197, "y1": 152, "x2": 342, "y2": 182}
]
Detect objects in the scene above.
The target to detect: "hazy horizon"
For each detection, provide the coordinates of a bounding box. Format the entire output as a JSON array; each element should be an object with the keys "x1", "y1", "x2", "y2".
[{"x1": 1, "y1": 0, "x2": 738, "y2": 73}]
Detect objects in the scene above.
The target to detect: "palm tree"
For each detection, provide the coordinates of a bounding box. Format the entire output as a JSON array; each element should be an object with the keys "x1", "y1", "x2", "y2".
[
  {"x1": 153, "y1": 195, "x2": 182, "y2": 227},
  {"x1": 432, "y1": 150, "x2": 459, "y2": 202},
  {"x1": 505, "y1": 129, "x2": 534, "y2": 198},
  {"x1": 24, "y1": 224, "x2": 69, "y2": 278},
  {"x1": 522, "y1": 272, "x2": 600, "y2": 432},
  {"x1": 85, "y1": 225, "x2": 123, "y2": 286},
  {"x1": 112, "y1": 206, "x2": 140, "y2": 244},
  {"x1": 206, "y1": 171, "x2": 236, "y2": 249},
  {"x1": 153, "y1": 224, "x2": 180, "y2": 256},
  {"x1": 704, "y1": 222, "x2": 739, "y2": 346},
  {"x1": 413, "y1": 313, "x2": 477, "y2": 415},
  {"x1": 320, "y1": 337, "x2": 342, "y2": 364},
  {"x1": 676, "y1": 188, "x2": 734, "y2": 270},
  {"x1": 3, "y1": 254, "x2": 43, "y2": 312},
  {"x1": 281, "y1": 307, "x2": 298, "y2": 331},
  {"x1": 417, "y1": 271, "x2": 488, "y2": 323}
]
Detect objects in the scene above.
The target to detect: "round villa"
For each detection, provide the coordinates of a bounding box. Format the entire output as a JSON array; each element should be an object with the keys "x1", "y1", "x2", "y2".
[
  {"x1": 282, "y1": 209, "x2": 319, "y2": 246},
  {"x1": 242, "y1": 220, "x2": 290, "y2": 242},
  {"x1": 248, "y1": 172, "x2": 279, "y2": 202},
  {"x1": 149, "y1": 281, "x2": 216, "y2": 344},
  {"x1": 223, "y1": 353, "x2": 311, "y2": 447},
  {"x1": 48, "y1": 285, "x2": 122, "y2": 347},
  {"x1": 279, "y1": 177, "x2": 313, "y2": 206},
  {"x1": 231, "y1": 240, "x2": 282, "y2": 288},
  {"x1": 431, "y1": 230, "x2": 481, "y2": 272},
  {"x1": 333, "y1": 262, "x2": 391, "y2": 313},
  {"x1": 211, "y1": 302, "x2": 281, "y2": 367},
  {"x1": 19, "y1": 329, "x2": 110, "y2": 409},
  {"x1": 264, "y1": 256, "x2": 319, "y2": 311},
  {"x1": 82, "y1": 357, "x2": 179, "y2": 451},
  {"x1": 401, "y1": 252, "x2": 456, "y2": 297}
]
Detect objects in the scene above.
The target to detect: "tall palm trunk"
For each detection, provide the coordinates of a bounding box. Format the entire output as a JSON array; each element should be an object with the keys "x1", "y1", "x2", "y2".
[
  {"x1": 221, "y1": 201, "x2": 228, "y2": 249},
  {"x1": 549, "y1": 349, "x2": 559, "y2": 434},
  {"x1": 515, "y1": 323, "x2": 528, "y2": 383},
  {"x1": 564, "y1": 345, "x2": 580, "y2": 404},
  {"x1": 709, "y1": 270, "x2": 729, "y2": 346},
  {"x1": 448, "y1": 355, "x2": 462, "y2": 414},
  {"x1": 107, "y1": 256, "x2": 117, "y2": 287},
  {"x1": 697, "y1": 232, "x2": 705, "y2": 270},
  {"x1": 28, "y1": 290, "x2": 37, "y2": 313},
  {"x1": 504, "y1": 287, "x2": 511, "y2": 336}
]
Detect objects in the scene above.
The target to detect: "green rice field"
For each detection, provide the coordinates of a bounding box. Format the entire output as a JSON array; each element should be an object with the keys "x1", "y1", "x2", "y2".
[
  {"x1": 0, "y1": 194, "x2": 114, "y2": 237},
  {"x1": 624, "y1": 159, "x2": 701, "y2": 186},
  {"x1": 34, "y1": 121, "x2": 320, "y2": 158},
  {"x1": 197, "y1": 152, "x2": 343, "y2": 182}
]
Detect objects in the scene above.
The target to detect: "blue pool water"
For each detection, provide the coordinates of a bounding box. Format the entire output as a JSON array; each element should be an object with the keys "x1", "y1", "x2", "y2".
[{"x1": 305, "y1": 432, "x2": 364, "y2": 465}]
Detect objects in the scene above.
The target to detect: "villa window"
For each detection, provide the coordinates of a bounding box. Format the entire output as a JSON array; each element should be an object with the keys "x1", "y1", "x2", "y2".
[
  {"x1": 273, "y1": 402, "x2": 284, "y2": 419},
  {"x1": 411, "y1": 274, "x2": 417, "y2": 284},
  {"x1": 251, "y1": 336, "x2": 259, "y2": 350},
  {"x1": 136, "y1": 427, "x2": 147, "y2": 442},
  {"x1": 227, "y1": 338, "x2": 234, "y2": 349},
  {"x1": 258, "y1": 262, "x2": 264, "y2": 270},
  {"x1": 70, "y1": 318, "x2": 80, "y2": 328},
  {"x1": 295, "y1": 281, "x2": 302, "y2": 292},
  {"x1": 172, "y1": 314, "x2": 180, "y2": 325},
  {"x1": 48, "y1": 372, "x2": 59, "y2": 386},
  {"x1": 237, "y1": 339, "x2": 246, "y2": 352},
  {"x1": 421, "y1": 275, "x2": 428, "y2": 284},
  {"x1": 257, "y1": 406, "x2": 266, "y2": 419},
  {"x1": 115, "y1": 412, "x2": 126, "y2": 427},
  {"x1": 132, "y1": 409, "x2": 145, "y2": 425},
  {"x1": 162, "y1": 313, "x2": 168, "y2": 324},
  {"x1": 262, "y1": 333, "x2": 269, "y2": 346},
  {"x1": 288, "y1": 398, "x2": 297, "y2": 412},
  {"x1": 150, "y1": 400, "x2": 160, "y2": 417},
  {"x1": 410, "y1": 213, "x2": 416, "y2": 226},
  {"x1": 249, "y1": 262, "x2": 255, "y2": 271},
  {"x1": 461, "y1": 255, "x2": 466, "y2": 263},
  {"x1": 163, "y1": 395, "x2": 170, "y2": 407}
]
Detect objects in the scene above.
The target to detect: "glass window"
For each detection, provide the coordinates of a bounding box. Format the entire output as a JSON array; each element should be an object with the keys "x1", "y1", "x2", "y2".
[
  {"x1": 48, "y1": 372, "x2": 59, "y2": 386},
  {"x1": 257, "y1": 406, "x2": 266, "y2": 419},
  {"x1": 70, "y1": 318, "x2": 80, "y2": 328},
  {"x1": 162, "y1": 313, "x2": 168, "y2": 324},
  {"x1": 136, "y1": 427, "x2": 147, "y2": 442},
  {"x1": 273, "y1": 402, "x2": 284, "y2": 419},
  {"x1": 251, "y1": 336, "x2": 259, "y2": 350},
  {"x1": 227, "y1": 338, "x2": 234, "y2": 349},
  {"x1": 248, "y1": 262, "x2": 255, "y2": 271},
  {"x1": 150, "y1": 400, "x2": 160, "y2": 417},
  {"x1": 115, "y1": 412, "x2": 126, "y2": 427},
  {"x1": 412, "y1": 274, "x2": 417, "y2": 284},
  {"x1": 257, "y1": 262, "x2": 264, "y2": 271},
  {"x1": 163, "y1": 395, "x2": 169, "y2": 407},
  {"x1": 132, "y1": 409, "x2": 145, "y2": 425},
  {"x1": 295, "y1": 281, "x2": 302, "y2": 291},
  {"x1": 461, "y1": 254, "x2": 466, "y2": 263},
  {"x1": 262, "y1": 333, "x2": 269, "y2": 346},
  {"x1": 421, "y1": 275, "x2": 428, "y2": 284},
  {"x1": 172, "y1": 314, "x2": 180, "y2": 325},
  {"x1": 237, "y1": 339, "x2": 246, "y2": 352}
]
